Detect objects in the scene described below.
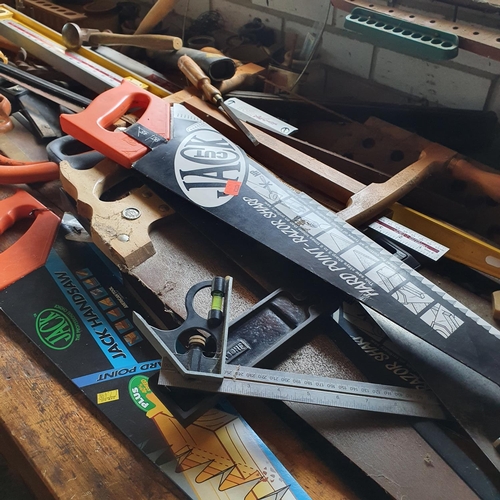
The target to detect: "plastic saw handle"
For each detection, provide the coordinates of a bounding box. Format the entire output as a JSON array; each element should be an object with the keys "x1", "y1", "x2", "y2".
[
  {"x1": 60, "y1": 79, "x2": 171, "y2": 168},
  {"x1": 0, "y1": 189, "x2": 60, "y2": 290}
]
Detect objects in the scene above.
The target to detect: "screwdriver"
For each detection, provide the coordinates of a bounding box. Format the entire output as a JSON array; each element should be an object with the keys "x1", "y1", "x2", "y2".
[{"x1": 178, "y1": 54, "x2": 259, "y2": 146}]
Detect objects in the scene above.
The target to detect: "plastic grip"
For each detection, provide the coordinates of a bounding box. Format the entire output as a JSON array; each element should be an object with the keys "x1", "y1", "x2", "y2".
[
  {"x1": 0, "y1": 189, "x2": 60, "y2": 290},
  {"x1": 0, "y1": 162, "x2": 59, "y2": 184},
  {"x1": 46, "y1": 135, "x2": 106, "y2": 170},
  {"x1": 60, "y1": 80, "x2": 170, "y2": 168}
]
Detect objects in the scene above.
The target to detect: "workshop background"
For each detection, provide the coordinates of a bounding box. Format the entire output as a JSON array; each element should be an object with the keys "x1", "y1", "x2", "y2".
[
  {"x1": 1, "y1": 0, "x2": 500, "y2": 499},
  {"x1": 163, "y1": 0, "x2": 500, "y2": 110}
]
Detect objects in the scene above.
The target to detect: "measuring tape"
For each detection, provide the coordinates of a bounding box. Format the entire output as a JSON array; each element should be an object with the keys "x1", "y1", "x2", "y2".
[{"x1": 158, "y1": 363, "x2": 446, "y2": 420}]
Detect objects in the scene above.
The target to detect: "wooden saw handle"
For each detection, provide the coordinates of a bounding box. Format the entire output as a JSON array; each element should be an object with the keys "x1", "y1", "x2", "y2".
[
  {"x1": 60, "y1": 158, "x2": 175, "y2": 269},
  {"x1": 447, "y1": 157, "x2": 500, "y2": 203},
  {"x1": 337, "y1": 145, "x2": 452, "y2": 226}
]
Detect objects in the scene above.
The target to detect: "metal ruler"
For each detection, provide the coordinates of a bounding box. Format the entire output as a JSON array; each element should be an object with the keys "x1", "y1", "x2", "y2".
[
  {"x1": 158, "y1": 363, "x2": 447, "y2": 420},
  {"x1": 224, "y1": 97, "x2": 298, "y2": 136},
  {"x1": 370, "y1": 215, "x2": 449, "y2": 261},
  {"x1": 0, "y1": 5, "x2": 170, "y2": 96}
]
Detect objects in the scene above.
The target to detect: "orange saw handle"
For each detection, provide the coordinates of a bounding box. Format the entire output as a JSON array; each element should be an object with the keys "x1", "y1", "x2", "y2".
[
  {"x1": 0, "y1": 189, "x2": 60, "y2": 290},
  {"x1": 60, "y1": 79, "x2": 171, "y2": 168}
]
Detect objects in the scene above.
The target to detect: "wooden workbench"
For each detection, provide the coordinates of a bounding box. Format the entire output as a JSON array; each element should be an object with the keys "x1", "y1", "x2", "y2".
[
  {"x1": 0, "y1": 181, "x2": 360, "y2": 499},
  {"x1": 0, "y1": 150, "x2": 498, "y2": 499},
  {"x1": 0, "y1": 312, "x2": 360, "y2": 499},
  {"x1": 0, "y1": 186, "x2": 496, "y2": 500}
]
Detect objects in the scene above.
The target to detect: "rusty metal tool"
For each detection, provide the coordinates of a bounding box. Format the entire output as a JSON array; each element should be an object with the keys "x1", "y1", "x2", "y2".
[
  {"x1": 177, "y1": 55, "x2": 259, "y2": 146},
  {"x1": 61, "y1": 23, "x2": 183, "y2": 51}
]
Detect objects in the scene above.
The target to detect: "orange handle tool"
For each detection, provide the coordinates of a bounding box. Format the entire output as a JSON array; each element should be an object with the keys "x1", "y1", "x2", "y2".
[
  {"x1": 0, "y1": 189, "x2": 60, "y2": 290},
  {"x1": 60, "y1": 79, "x2": 171, "y2": 168},
  {"x1": 0, "y1": 158, "x2": 60, "y2": 184}
]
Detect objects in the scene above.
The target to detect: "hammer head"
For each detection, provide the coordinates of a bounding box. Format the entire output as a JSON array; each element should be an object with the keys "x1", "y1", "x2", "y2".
[{"x1": 61, "y1": 23, "x2": 100, "y2": 51}]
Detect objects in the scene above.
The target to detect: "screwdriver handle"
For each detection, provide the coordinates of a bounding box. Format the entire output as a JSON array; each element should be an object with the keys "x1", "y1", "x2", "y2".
[{"x1": 178, "y1": 54, "x2": 222, "y2": 105}]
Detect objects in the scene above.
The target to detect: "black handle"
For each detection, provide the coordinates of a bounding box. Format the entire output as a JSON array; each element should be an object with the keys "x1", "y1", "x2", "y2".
[{"x1": 46, "y1": 135, "x2": 105, "y2": 170}]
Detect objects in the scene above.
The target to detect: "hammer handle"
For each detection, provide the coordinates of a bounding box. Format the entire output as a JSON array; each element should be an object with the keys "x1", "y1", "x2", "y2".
[
  {"x1": 134, "y1": 0, "x2": 178, "y2": 35},
  {"x1": 87, "y1": 32, "x2": 182, "y2": 51}
]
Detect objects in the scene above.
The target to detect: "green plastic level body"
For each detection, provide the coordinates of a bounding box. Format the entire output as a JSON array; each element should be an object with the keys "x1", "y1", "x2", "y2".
[{"x1": 344, "y1": 7, "x2": 459, "y2": 61}]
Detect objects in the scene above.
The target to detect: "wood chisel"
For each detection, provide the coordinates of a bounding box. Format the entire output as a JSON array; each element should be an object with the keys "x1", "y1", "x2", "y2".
[{"x1": 177, "y1": 54, "x2": 259, "y2": 146}]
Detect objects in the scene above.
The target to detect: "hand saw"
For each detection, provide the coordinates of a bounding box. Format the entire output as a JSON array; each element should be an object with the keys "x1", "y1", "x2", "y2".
[
  {"x1": 181, "y1": 95, "x2": 500, "y2": 280},
  {"x1": 52, "y1": 138, "x2": 495, "y2": 498},
  {"x1": 60, "y1": 80, "x2": 500, "y2": 389}
]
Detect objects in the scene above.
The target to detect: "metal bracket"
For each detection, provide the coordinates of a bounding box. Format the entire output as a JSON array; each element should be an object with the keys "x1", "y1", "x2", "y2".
[{"x1": 134, "y1": 276, "x2": 232, "y2": 381}]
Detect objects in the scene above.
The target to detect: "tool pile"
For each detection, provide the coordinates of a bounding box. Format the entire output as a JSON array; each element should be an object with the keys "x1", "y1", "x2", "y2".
[{"x1": 1, "y1": 3, "x2": 500, "y2": 499}]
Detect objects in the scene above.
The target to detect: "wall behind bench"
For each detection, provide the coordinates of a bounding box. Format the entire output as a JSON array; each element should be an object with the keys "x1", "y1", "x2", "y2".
[{"x1": 160, "y1": 0, "x2": 500, "y2": 112}]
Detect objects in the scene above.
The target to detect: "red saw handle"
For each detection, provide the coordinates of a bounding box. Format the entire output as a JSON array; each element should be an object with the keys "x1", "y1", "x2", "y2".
[
  {"x1": 60, "y1": 80, "x2": 171, "y2": 168},
  {"x1": 0, "y1": 189, "x2": 60, "y2": 290}
]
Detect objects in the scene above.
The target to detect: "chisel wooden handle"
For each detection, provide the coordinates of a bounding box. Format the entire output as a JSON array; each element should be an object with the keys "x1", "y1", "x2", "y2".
[
  {"x1": 88, "y1": 32, "x2": 182, "y2": 50},
  {"x1": 178, "y1": 55, "x2": 222, "y2": 104}
]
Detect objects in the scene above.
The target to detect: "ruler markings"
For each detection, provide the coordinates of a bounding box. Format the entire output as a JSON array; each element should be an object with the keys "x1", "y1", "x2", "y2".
[
  {"x1": 158, "y1": 364, "x2": 446, "y2": 420},
  {"x1": 2, "y1": 20, "x2": 124, "y2": 87},
  {"x1": 370, "y1": 216, "x2": 449, "y2": 261}
]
